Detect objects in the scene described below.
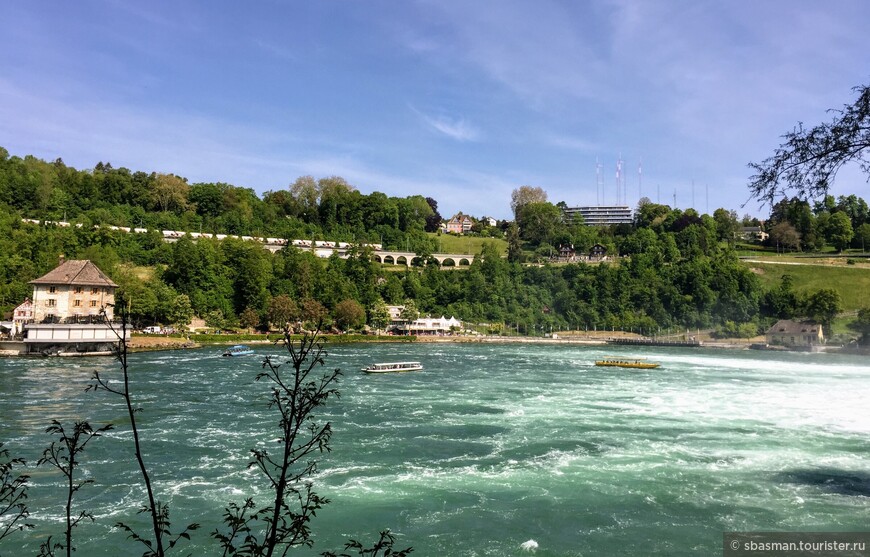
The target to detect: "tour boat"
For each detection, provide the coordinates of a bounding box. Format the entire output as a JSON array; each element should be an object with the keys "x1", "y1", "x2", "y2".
[
  {"x1": 361, "y1": 361, "x2": 423, "y2": 373},
  {"x1": 222, "y1": 345, "x2": 255, "y2": 357},
  {"x1": 594, "y1": 357, "x2": 660, "y2": 369}
]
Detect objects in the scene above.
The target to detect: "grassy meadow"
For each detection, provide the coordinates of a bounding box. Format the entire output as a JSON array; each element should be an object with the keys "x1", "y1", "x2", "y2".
[
  {"x1": 743, "y1": 260, "x2": 870, "y2": 311},
  {"x1": 429, "y1": 232, "x2": 508, "y2": 256}
]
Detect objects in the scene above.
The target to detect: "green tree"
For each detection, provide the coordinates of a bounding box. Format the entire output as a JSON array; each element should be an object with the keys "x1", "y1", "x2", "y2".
[
  {"x1": 769, "y1": 197, "x2": 816, "y2": 250},
  {"x1": 506, "y1": 222, "x2": 523, "y2": 263},
  {"x1": 168, "y1": 294, "x2": 194, "y2": 333},
  {"x1": 748, "y1": 84, "x2": 870, "y2": 206},
  {"x1": 368, "y1": 298, "x2": 391, "y2": 333},
  {"x1": 288, "y1": 176, "x2": 319, "y2": 222},
  {"x1": 848, "y1": 307, "x2": 870, "y2": 345},
  {"x1": 855, "y1": 222, "x2": 870, "y2": 251},
  {"x1": 713, "y1": 208, "x2": 739, "y2": 243},
  {"x1": 836, "y1": 194, "x2": 869, "y2": 228},
  {"x1": 301, "y1": 299, "x2": 328, "y2": 328},
  {"x1": 762, "y1": 274, "x2": 800, "y2": 319},
  {"x1": 827, "y1": 211, "x2": 854, "y2": 252},
  {"x1": 804, "y1": 288, "x2": 842, "y2": 331},
  {"x1": 151, "y1": 173, "x2": 190, "y2": 213},
  {"x1": 266, "y1": 294, "x2": 300, "y2": 330},
  {"x1": 399, "y1": 299, "x2": 419, "y2": 322},
  {"x1": 334, "y1": 299, "x2": 366, "y2": 331},
  {"x1": 516, "y1": 202, "x2": 563, "y2": 247},
  {"x1": 204, "y1": 309, "x2": 226, "y2": 331},
  {"x1": 239, "y1": 307, "x2": 261, "y2": 332}
]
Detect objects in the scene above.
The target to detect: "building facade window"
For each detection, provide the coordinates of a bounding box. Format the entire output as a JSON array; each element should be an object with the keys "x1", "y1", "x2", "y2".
[
  {"x1": 74, "y1": 287, "x2": 83, "y2": 294},
  {"x1": 47, "y1": 299, "x2": 56, "y2": 307},
  {"x1": 90, "y1": 300, "x2": 98, "y2": 307},
  {"x1": 91, "y1": 287, "x2": 98, "y2": 294},
  {"x1": 74, "y1": 300, "x2": 81, "y2": 307},
  {"x1": 49, "y1": 286, "x2": 56, "y2": 293}
]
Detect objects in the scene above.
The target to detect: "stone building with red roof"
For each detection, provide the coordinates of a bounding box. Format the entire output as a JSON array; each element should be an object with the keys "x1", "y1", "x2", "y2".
[
  {"x1": 29, "y1": 258, "x2": 118, "y2": 323},
  {"x1": 22, "y1": 258, "x2": 124, "y2": 355}
]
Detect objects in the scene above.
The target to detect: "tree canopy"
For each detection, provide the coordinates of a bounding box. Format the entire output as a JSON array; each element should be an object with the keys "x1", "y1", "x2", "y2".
[{"x1": 748, "y1": 84, "x2": 870, "y2": 206}]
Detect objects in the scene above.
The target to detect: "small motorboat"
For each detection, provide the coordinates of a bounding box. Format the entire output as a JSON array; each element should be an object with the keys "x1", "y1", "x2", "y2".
[{"x1": 223, "y1": 345, "x2": 254, "y2": 357}]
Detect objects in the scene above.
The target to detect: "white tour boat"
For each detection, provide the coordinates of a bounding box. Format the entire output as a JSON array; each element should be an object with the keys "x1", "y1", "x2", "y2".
[{"x1": 361, "y1": 361, "x2": 423, "y2": 373}]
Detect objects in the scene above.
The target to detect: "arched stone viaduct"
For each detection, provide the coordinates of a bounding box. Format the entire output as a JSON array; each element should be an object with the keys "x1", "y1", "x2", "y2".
[{"x1": 371, "y1": 250, "x2": 474, "y2": 267}]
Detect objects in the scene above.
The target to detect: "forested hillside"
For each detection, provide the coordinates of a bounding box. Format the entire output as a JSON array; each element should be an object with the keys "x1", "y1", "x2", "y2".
[{"x1": 0, "y1": 148, "x2": 848, "y2": 336}]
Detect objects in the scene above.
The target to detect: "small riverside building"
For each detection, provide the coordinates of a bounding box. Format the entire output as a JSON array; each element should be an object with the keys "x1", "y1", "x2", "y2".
[
  {"x1": 396, "y1": 316, "x2": 463, "y2": 336},
  {"x1": 386, "y1": 305, "x2": 463, "y2": 335},
  {"x1": 13, "y1": 299, "x2": 33, "y2": 336},
  {"x1": 22, "y1": 259, "x2": 126, "y2": 355},
  {"x1": 765, "y1": 319, "x2": 824, "y2": 348}
]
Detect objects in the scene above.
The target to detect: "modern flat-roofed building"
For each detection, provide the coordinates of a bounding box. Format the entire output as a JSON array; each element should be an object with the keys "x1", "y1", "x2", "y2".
[{"x1": 563, "y1": 205, "x2": 632, "y2": 226}]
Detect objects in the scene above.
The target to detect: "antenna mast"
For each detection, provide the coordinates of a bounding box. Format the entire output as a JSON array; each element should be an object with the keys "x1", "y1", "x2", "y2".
[
  {"x1": 638, "y1": 159, "x2": 643, "y2": 200},
  {"x1": 596, "y1": 157, "x2": 602, "y2": 206},
  {"x1": 616, "y1": 155, "x2": 624, "y2": 206}
]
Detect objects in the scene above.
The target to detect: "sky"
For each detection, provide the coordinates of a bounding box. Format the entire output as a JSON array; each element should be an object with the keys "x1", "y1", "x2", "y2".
[{"x1": 2, "y1": 1, "x2": 869, "y2": 221}]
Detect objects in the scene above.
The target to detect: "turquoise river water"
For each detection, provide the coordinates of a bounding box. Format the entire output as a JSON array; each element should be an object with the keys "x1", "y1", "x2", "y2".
[{"x1": 1, "y1": 343, "x2": 869, "y2": 556}]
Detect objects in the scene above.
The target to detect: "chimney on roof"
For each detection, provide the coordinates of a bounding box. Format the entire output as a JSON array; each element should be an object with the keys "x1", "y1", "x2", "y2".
[{"x1": 59, "y1": 254, "x2": 65, "y2": 264}]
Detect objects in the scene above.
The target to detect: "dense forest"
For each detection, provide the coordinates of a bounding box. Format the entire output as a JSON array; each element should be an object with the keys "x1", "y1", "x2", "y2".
[{"x1": 0, "y1": 147, "x2": 852, "y2": 336}]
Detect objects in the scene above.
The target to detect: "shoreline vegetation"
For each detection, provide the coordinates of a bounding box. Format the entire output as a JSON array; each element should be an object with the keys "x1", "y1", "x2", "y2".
[{"x1": 125, "y1": 331, "x2": 813, "y2": 353}]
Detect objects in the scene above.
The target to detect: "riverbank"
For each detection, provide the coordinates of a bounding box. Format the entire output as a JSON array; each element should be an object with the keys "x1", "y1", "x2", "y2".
[
  {"x1": 127, "y1": 335, "x2": 199, "y2": 351},
  {"x1": 15, "y1": 331, "x2": 859, "y2": 356},
  {"x1": 123, "y1": 331, "x2": 773, "y2": 352}
]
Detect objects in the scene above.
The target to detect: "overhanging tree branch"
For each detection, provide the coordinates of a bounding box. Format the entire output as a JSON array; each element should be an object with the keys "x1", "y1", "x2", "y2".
[{"x1": 748, "y1": 84, "x2": 870, "y2": 206}]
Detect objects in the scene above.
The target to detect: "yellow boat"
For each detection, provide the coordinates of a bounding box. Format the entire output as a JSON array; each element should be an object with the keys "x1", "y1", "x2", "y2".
[{"x1": 595, "y1": 358, "x2": 660, "y2": 369}]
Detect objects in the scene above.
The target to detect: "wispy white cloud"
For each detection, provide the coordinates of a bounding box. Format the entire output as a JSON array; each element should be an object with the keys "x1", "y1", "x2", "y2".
[{"x1": 410, "y1": 105, "x2": 481, "y2": 142}]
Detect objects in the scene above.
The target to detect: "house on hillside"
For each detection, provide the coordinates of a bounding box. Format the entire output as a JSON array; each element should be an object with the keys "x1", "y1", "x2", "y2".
[
  {"x1": 589, "y1": 244, "x2": 608, "y2": 261},
  {"x1": 23, "y1": 258, "x2": 126, "y2": 354},
  {"x1": 738, "y1": 226, "x2": 769, "y2": 242},
  {"x1": 554, "y1": 244, "x2": 576, "y2": 262},
  {"x1": 444, "y1": 213, "x2": 474, "y2": 234},
  {"x1": 765, "y1": 319, "x2": 824, "y2": 348}
]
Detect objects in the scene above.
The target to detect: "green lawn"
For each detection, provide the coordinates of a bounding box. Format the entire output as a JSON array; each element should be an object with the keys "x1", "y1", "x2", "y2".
[
  {"x1": 429, "y1": 233, "x2": 507, "y2": 256},
  {"x1": 743, "y1": 261, "x2": 870, "y2": 311}
]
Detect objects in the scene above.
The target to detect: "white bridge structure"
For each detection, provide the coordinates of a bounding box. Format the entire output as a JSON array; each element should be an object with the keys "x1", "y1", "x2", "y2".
[
  {"x1": 161, "y1": 233, "x2": 476, "y2": 267},
  {"x1": 26, "y1": 220, "x2": 476, "y2": 267}
]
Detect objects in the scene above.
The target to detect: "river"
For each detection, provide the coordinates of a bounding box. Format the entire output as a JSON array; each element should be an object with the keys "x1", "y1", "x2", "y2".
[{"x1": 1, "y1": 343, "x2": 868, "y2": 556}]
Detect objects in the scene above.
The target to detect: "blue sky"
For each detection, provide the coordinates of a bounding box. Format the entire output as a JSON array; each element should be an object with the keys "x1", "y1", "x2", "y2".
[{"x1": 2, "y1": 1, "x2": 869, "y2": 220}]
